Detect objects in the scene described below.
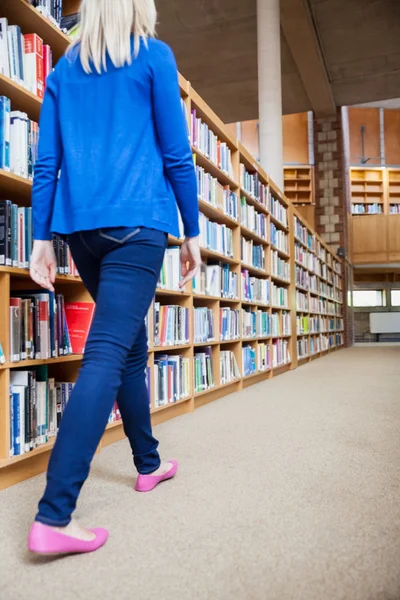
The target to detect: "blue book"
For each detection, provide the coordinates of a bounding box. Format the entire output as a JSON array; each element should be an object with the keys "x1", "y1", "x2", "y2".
[
  {"x1": 12, "y1": 391, "x2": 20, "y2": 456},
  {"x1": 0, "y1": 96, "x2": 10, "y2": 171}
]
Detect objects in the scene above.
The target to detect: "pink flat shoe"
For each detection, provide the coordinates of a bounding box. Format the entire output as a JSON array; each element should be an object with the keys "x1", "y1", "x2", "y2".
[
  {"x1": 28, "y1": 522, "x2": 109, "y2": 556},
  {"x1": 135, "y1": 460, "x2": 179, "y2": 492}
]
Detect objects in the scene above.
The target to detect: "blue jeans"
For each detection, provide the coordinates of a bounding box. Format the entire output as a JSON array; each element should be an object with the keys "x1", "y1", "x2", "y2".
[{"x1": 36, "y1": 226, "x2": 168, "y2": 526}]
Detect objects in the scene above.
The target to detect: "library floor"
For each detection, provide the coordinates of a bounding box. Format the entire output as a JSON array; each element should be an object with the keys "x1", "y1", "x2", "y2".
[{"x1": 1, "y1": 346, "x2": 400, "y2": 600}]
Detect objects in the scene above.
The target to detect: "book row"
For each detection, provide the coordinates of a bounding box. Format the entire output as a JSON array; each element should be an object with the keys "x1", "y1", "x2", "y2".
[
  {"x1": 8, "y1": 296, "x2": 95, "y2": 363},
  {"x1": 0, "y1": 20, "x2": 52, "y2": 97},
  {"x1": 0, "y1": 95, "x2": 39, "y2": 178},
  {"x1": 239, "y1": 165, "x2": 267, "y2": 205},
  {"x1": 9, "y1": 365, "x2": 124, "y2": 458},
  {"x1": 240, "y1": 198, "x2": 267, "y2": 239},
  {"x1": 196, "y1": 164, "x2": 238, "y2": 221},
  {"x1": 191, "y1": 109, "x2": 234, "y2": 178},
  {"x1": 27, "y1": 1, "x2": 64, "y2": 27},
  {"x1": 241, "y1": 238, "x2": 265, "y2": 270},
  {"x1": 0, "y1": 200, "x2": 78, "y2": 275},
  {"x1": 270, "y1": 223, "x2": 289, "y2": 254},
  {"x1": 297, "y1": 315, "x2": 344, "y2": 335},
  {"x1": 271, "y1": 250, "x2": 290, "y2": 282},
  {"x1": 193, "y1": 262, "x2": 239, "y2": 299},
  {"x1": 199, "y1": 213, "x2": 234, "y2": 258}
]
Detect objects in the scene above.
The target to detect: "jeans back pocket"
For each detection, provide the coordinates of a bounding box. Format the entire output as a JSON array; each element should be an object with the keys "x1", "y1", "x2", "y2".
[{"x1": 99, "y1": 227, "x2": 142, "y2": 244}]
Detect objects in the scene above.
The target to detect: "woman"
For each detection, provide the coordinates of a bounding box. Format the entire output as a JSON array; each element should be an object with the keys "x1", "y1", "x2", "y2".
[{"x1": 28, "y1": 0, "x2": 201, "y2": 555}]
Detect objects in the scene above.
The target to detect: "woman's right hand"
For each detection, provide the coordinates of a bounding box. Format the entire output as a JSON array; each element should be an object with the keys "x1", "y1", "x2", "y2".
[{"x1": 179, "y1": 236, "x2": 202, "y2": 288}]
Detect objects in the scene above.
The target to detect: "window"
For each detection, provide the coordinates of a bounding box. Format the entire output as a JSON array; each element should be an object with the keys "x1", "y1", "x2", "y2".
[
  {"x1": 391, "y1": 290, "x2": 400, "y2": 307},
  {"x1": 352, "y1": 290, "x2": 385, "y2": 307}
]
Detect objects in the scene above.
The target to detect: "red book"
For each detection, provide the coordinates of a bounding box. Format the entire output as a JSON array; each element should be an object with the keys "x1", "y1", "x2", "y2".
[
  {"x1": 24, "y1": 33, "x2": 44, "y2": 99},
  {"x1": 65, "y1": 302, "x2": 95, "y2": 355},
  {"x1": 42, "y1": 44, "x2": 52, "y2": 90}
]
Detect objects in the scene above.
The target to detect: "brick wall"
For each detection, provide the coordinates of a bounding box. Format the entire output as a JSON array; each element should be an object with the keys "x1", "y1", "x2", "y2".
[{"x1": 314, "y1": 109, "x2": 354, "y2": 347}]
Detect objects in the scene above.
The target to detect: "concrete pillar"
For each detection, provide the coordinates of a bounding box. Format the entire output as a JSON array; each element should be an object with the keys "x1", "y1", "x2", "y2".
[{"x1": 257, "y1": 0, "x2": 283, "y2": 190}]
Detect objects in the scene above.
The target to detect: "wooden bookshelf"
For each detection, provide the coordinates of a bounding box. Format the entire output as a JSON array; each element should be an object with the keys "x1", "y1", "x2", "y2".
[
  {"x1": 350, "y1": 167, "x2": 385, "y2": 215},
  {"x1": 0, "y1": 0, "x2": 344, "y2": 489},
  {"x1": 284, "y1": 166, "x2": 315, "y2": 205}
]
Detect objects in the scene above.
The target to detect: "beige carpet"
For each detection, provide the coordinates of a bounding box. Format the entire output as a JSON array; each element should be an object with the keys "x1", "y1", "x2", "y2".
[{"x1": 1, "y1": 346, "x2": 400, "y2": 600}]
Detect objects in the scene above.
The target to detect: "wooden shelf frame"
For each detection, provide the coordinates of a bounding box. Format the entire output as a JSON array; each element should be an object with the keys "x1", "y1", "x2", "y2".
[{"x1": 0, "y1": 0, "x2": 344, "y2": 489}]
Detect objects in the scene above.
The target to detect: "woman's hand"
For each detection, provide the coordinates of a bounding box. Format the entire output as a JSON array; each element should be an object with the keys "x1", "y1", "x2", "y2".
[
  {"x1": 30, "y1": 240, "x2": 57, "y2": 292},
  {"x1": 179, "y1": 236, "x2": 202, "y2": 288}
]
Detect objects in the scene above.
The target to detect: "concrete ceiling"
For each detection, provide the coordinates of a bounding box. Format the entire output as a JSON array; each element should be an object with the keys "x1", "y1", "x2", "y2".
[{"x1": 155, "y1": 0, "x2": 400, "y2": 123}]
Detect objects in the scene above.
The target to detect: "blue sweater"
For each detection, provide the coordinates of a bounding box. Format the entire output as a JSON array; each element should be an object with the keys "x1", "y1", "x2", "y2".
[{"x1": 32, "y1": 38, "x2": 199, "y2": 240}]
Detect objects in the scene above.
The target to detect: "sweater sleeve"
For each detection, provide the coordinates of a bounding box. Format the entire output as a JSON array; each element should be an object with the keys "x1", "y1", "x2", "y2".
[
  {"x1": 32, "y1": 69, "x2": 62, "y2": 241},
  {"x1": 150, "y1": 42, "x2": 199, "y2": 238}
]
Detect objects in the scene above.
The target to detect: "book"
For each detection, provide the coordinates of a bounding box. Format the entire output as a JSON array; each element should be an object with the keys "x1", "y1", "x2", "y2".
[
  {"x1": 0, "y1": 95, "x2": 11, "y2": 171},
  {"x1": 24, "y1": 34, "x2": 44, "y2": 99},
  {"x1": 240, "y1": 164, "x2": 267, "y2": 205},
  {"x1": 9, "y1": 291, "x2": 71, "y2": 362},
  {"x1": 64, "y1": 302, "x2": 95, "y2": 354},
  {"x1": 194, "y1": 307, "x2": 215, "y2": 343},
  {"x1": 241, "y1": 237, "x2": 265, "y2": 270},
  {"x1": 220, "y1": 351, "x2": 240, "y2": 384},
  {"x1": 0, "y1": 18, "x2": 10, "y2": 78},
  {"x1": 154, "y1": 354, "x2": 190, "y2": 407},
  {"x1": 153, "y1": 304, "x2": 189, "y2": 347},
  {"x1": 199, "y1": 213, "x2": 234, "y2": 258},
  {"x1": 194, "y1": 346, "x2": 214, "y2": 393}
]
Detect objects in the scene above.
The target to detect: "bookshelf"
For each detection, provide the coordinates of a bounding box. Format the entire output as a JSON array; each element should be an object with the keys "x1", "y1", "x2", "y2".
[
  {"x1": 350, "y1": 167, "x2": 385, "y2": 215},
  {"x1": 0, "y1": 0, "x2": 344, "y2": 489},
  {"x1": 283, "y1": 166, "x2": 314, "y2": 205}
]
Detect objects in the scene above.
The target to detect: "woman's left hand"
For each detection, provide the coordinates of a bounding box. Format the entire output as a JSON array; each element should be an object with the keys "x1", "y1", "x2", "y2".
[{"x1": 30, "y1": 240, "x2": 57, "y2": 292}]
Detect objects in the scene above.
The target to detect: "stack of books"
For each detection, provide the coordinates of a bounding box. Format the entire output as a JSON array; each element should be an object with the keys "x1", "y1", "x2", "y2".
[
  {"x1": 240, "y1": 199, "x2": 267, "y2": 238},
  {"x1": 191, "y1": 110, "x2": 233, "y2": 177},
  {"x1": 193, "y1": 262, "x2": 238, "y2": 299},
  {"x1": 258, "y1": 343, "x2": 271, "y2": 371},
  {"x1": 241, "y1": 238, "x2": 265, "y2": 270},
  {"x1": 272, "y1": 339, "x2": 290, "y2": 367},
  {"x1": 270, "y1": 224, "x2": 288, "y2": 253},
  {"x1": 242, "y1": 344, "x2": 257, "y2": 377},
  {"x1": 271, "y1": 284, "x2": 288, "y2": 308},
  {"x1": 196, "y1": 165, "x2": 238, "y2": 220},
  {"x1": 158, "y1": 247, "x2": 181, "y2": 291},
  {"x1": 194, "y1": 307, "x2": 215, "y2": 343},
  {"x1": 269, "y1": 194, "x2": 287, "y2": 227},
  {"x1": 9, "y1": 292, "x2": 74, "y2": 363},
  {"x1": 296, "y1": 290, "x2": 309, "y2": 311},
  {"x1": 242, "y1": 309, "x2": 271, "y2": 339},
  {"x1": 296, "y1": 266, "x2": 310, "y2": 289},
  {"x1": 199, "y1": 213, "x2": 234, "y2": 257},
  {"x1": 220, "y1": 350, "x2": 240, "y2": 384},
  {"x1": 9, "y1": 365, "x2": 73, "y2": 457},
  {"x1": 239, "y1": 165, "x2": 267, "y2": 205},
  {"x1": 220, "y1": 307, "x2": 240, "y2": 341},
  {"x1": 0, "y1": 96, "x2": 39, "y2": 178},
  {"x1": 271, "y1": 250, "x2": 290, "y2": 281},
  {"x1": 153, "y1": 355, "x2": 190, "y2": 407},
  {"x1": 0, "y1": 22, "x2": 53, "y2": 96},
  {"x1": 241, "y1": 271, "x2": 270, "y2": 305},
  {"x1": 194, "y1": 346, "x2": 214, "y2": 393},
  {"x1": 297, "y1": 338, "x2": 309, "y2": 359},
  {"x1": 153, "y1": 304, "x2": 189, "y2": 347}
]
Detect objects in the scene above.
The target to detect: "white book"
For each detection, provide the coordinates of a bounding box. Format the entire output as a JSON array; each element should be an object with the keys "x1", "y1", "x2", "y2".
[
  {"x1": 0, "y1": 18, "x2": 10, "y2": 77},
  {"x1": 36, "y1": 381, "x2": 47, "y2": 445}
]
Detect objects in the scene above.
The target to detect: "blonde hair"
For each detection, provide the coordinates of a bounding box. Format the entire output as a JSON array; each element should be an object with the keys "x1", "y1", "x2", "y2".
[{"x1": 69, "y1": 0, "x2": 157, "y2": 74}]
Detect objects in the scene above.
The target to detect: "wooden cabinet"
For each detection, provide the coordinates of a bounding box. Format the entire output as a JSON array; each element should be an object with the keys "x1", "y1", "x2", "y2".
[{"x1": 352, "y1": 214, "x2": 400, "y2": 264}]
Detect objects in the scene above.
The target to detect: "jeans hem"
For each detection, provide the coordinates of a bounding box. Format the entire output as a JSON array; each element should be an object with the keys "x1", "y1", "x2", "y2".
[
  {"x1": 136, "y1": 458, "x2": 161, "y2": 475},
  {"x1": 35, "y1": 514, "x2": 71, "y2": 527}
]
